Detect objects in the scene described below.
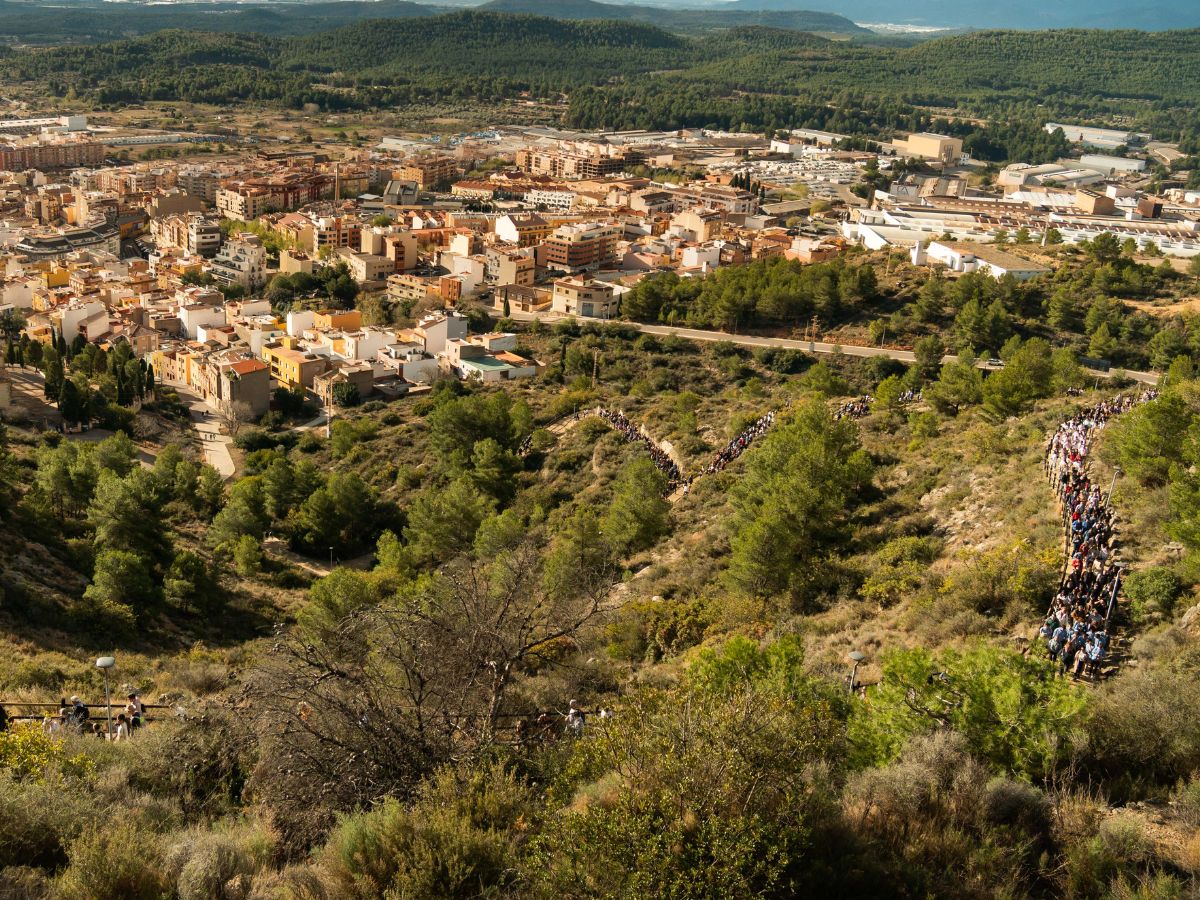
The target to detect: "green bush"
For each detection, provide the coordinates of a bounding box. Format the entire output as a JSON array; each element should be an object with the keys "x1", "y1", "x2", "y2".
[
  {"x1": 320, "y1": 765, "x2": 533, "y2": 899},
  {"x1": 3, "y1": 658, "x2": 68, "y2": 691},
  {"x1": 860, "y1": 536, "x2": 940, "y2": 607},
  {"x1": 232, "y1": 534, "x2": 263, "y2": 577},
  {"x1": 1123, "y1": 567, "x2": 1181, "y2": 621},
  {"x1": 604, "y1": 597, "x2": 709, "y2": 662},
  {"x1": 535, "y1": 685, "x2": 846, "y2": 898},
  {"x1": 850, "y1": 642, "x2": 1088, "y2": 780}
]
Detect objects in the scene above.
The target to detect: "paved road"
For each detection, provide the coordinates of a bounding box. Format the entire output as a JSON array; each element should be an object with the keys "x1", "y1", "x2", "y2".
[
  {"x1": 4, "y1": 365, "x2": 60, "y2": 424},
  {"x1": 263, "y1": 535, "x2": 375, "y2": 577},
  {"x1": 508, "y1": 310, "x2": 1160, "y2": 386},
  {"x1": 166, "y1": 383, "x2": 237, "y2": 480}
]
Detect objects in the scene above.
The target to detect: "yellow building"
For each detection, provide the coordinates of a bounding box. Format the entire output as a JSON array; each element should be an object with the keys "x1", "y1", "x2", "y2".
[
  {"x1": 261, "y1": 342, "x2": 328, "y2": 390},
  {"x1": 312, "y1": 309, "x2": 362, "y2": 331},
  {"x1": 896, "y1": 132, "x2": 964, "y2": 165},
  {"x1": 40, "y1": 265, "x2": 70, "y2": 290}
]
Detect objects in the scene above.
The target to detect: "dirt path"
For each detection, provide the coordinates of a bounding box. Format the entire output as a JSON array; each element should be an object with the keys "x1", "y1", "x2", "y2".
[{"x1": 1125, "y1": 296, "x2": 1200, "y2": 318}]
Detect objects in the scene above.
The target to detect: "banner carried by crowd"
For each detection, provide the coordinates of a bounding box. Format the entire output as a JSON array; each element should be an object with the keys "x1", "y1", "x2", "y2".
[{"x1": 1041, "y1": 391, "x2": 1157, "y2": 680}]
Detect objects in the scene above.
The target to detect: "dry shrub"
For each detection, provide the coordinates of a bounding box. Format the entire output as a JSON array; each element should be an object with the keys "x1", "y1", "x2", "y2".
[
  {"x1": 246, "y1": 866, "x2": 331, "y2": 900},
  {"x1": 1172, "y1": 776, "x2": 1200, "y2": 829},
  {"x1": 902, "y1": 592, "x2": 991, "y2": 644},
  {"x1": 1108, "y1": 872, "x2": 1187, "y2": 900},
  {"x1": 1084, "y1": 656, "x2": 1200, "y2": 801},
  {"x1": 844, "y1": 731, "x2": 1052, "y2": 897},
  {"x1": 123, "y1": 712, "x2": 250, "y2": 823},
  {"x1": 2, "y1": 657, "x2": 68, "y2": 692},
  {"x1": 1175, "y1": 830, "x2": 1200, "y2": 875},
  {"x1": 1099, "y1": 815, "x2": 1153, "y2": 867},
  {"x1": 0, "y1": 772, "x2": 93, "y2": 870},
  {"x1": 845, "y1": 731, "x2": 988, "y2": 838},
  {"x1": 165, "y1": 822, "x2": 275, "y2": 900},
  {"x1": 981, "y1": 776, "x2": 1052, "y2": 834},
  {"x1": 54, "y1": 816, "x2": 169, "y2": 900},
  {"x1": 161, "y1": 645, "x2": 233, "y2": 697},
  {"x1": 1061, "y1": 813, "x2": 1154, "y2": 899},
  {"x1": 319, "y1": 764, "x2": 533, "y2": 899},
  {"x1": 0, "y1": 866, "x2": 51, "y2": 899}
]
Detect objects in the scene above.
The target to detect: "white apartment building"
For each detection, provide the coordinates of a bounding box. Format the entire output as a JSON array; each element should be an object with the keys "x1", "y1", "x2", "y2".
[{"x1": 209, "y1": 233, "x2": 266, "y2": 290}]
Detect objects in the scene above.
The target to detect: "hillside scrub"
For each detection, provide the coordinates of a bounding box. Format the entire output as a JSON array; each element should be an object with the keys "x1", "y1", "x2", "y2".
[{"x1": 5, "y1": 324, "x2": 1200, "y2": 894}]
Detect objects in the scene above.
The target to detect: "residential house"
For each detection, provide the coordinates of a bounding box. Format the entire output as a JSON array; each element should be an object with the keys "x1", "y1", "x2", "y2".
[
  {"x1": 313, "y1": 309, "x2": 362, "y2": 331},
  {"x1": 313, "y1": 362, "x2": 375, "y2": 408},
  {"x1": 913, "y1": 240, "x2": 1050, "y2": 281},
  {"x1": 551, "y1": 277, "x2": 618, "y2": 319},
  {"x1": 494, "y1": 214, "x2": 551, "y2": 248},
  {"x1": 261, "y1": 340, "x2": 329, "y2": 390}
]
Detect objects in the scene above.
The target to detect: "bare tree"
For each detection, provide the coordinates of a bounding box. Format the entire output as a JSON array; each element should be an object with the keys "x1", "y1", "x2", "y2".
[
  {"x1": 217, "y1": 398, "x2": 254, "y2": 437},
  {"x1": 243, "y1": 532, "x2": 618, "y2": 846}
]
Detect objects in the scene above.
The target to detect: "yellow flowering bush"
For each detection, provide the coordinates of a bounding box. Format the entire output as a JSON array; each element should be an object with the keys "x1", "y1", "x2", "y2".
[{"x1": 0, "y1": 723, "x2": 93, "y2": 782}]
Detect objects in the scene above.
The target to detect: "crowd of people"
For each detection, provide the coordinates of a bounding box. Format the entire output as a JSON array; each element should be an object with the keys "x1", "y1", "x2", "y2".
[
  {"x1": 36, "y1": 693, "x2": 145, "y2": 740},
  {"x1": 1041, "y1": 391, "x2": 1158, "y2": 680},
  {"x1": 835, "y1": 396, "x2": 874, "y2": 420},
  {"x1": 698, "y1": 411, "x2": 776, "y2": 478},
  {"x1": 511, "y1": 700, "x2": 612, "y2": 746},
  {"x1": 596, "y1": 408, "x2": 683, "y2": 489}
]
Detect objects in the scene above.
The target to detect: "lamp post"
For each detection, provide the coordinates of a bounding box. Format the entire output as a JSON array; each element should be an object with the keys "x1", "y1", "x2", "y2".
[
  {"x1": 95, "y1": 656, "x2": 115, "y2": 737},
  {"x1": 329, "y1": 546, "x2": 334, "y2": 570},
  {"x1": 1107, "y1": 466, "x2": 1122, "y2": 507},
  {"x1": 848, "y1": 650, "x2": 866, "y2": 695}
]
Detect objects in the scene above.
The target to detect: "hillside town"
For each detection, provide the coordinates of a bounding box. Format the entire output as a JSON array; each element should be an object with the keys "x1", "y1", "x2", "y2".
[
  {"x1": 0, "y1": 113, "x2": 1196, "y2": 422},
  {"x1": 12, "y1": 8, "x2": 1200, "y2": 896}
]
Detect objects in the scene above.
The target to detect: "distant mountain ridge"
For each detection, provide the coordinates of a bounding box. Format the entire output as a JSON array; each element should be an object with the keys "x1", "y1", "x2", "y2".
[
  {"x1": 478, "y1": 0, "x2": 868, "y2": 32},
  {"x1": 694, "y1": 0, "x2": 1200, "y2": 31}
]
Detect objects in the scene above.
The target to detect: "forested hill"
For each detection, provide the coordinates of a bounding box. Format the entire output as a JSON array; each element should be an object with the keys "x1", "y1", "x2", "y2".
[
  {"x1": 9, "y1": 13, "x2": 1200, "y2": 142},
  {"x1": 895, "y1": 29, "x2": 1200, "y2": 102},
  {"x1": 477, "y1": 0, "x2": 869, "y2": 33},
  {"x1": 277, "y1": 12, "x2": 699, "y2": 89},
  {"x1": 0, "y1": 0, "x2": 445, "y2": 43},
  {"x1": 0, "y1": 0, "x2": 863, "y2": 44}
]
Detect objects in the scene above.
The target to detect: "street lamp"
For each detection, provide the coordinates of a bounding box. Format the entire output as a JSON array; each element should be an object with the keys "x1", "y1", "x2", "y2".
[
  {"x1": 848, "y1": 650, "x2": 866, "y2": 695},
  {"x1": 329, "y1": 546, "x2": 334, "y2": 570},
  {"x1": 96, "y1": 656, "x2": 115, "y2": 737},
  {"x1": 1107, "y1": 466, "x2": 1122, "y2": 507}
]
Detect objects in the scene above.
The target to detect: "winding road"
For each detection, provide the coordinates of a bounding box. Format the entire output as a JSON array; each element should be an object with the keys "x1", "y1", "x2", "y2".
[{"x1": 507, "y1": 310, "x2": 1161, "y2": 386}]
